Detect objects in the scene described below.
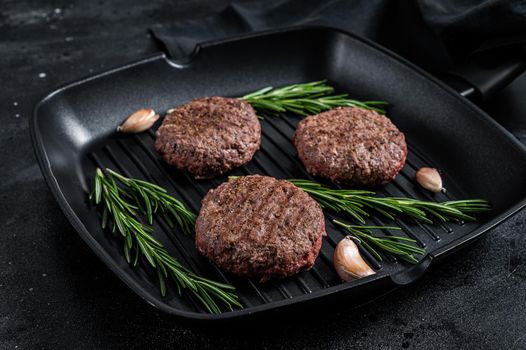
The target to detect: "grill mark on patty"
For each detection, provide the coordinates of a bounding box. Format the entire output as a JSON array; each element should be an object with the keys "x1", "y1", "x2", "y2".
[
  {"x1": 278, "y1": 190, "x2": 307, "y2": 241},
  {"x1": 235, "y1": 181, "x2": 278, "y2": 243},
  {"x1": 207, "y1": 178, "x2": 280, "y2": 245},
  {"x1": 260, "y1": 182, "x2": 305, "y2": 249},
  {"x1": 245, "y1": 183, "x2": 283, "y2": 244},
  {"x1": 264, "y1": 185, "x2": 296, "y2": 247}
]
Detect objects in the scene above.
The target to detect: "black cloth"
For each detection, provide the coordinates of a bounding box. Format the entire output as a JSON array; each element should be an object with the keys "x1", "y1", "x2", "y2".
[{"x1": 151, "y1": 0, "x2": 526, "y2": 73}]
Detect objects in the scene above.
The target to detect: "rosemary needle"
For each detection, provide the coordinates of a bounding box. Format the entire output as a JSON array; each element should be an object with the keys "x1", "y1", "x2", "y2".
[
  {"x1": 288, "y1": 179, "x2": 491, "y2": 224},
  {"x1": 241, "y1": 80, "x2": 388, "y2": 116},
  {"x1": 333, "y1": 220, "x2": 425, "y2": 264},
  {"x1": 106, "y1": 168, "x2": 196, "y2": 235},
  {"x1": 90, "y1": 168, "x2": 242, "y2": 313}
]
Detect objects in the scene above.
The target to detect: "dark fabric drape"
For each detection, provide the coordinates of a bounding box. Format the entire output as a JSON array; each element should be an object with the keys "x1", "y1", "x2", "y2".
[{"x1": 151, "y1": 0, "x2": 526, "y2": 74}]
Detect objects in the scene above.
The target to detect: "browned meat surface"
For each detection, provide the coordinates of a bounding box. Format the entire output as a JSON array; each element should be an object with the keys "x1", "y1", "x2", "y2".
[
  {"x1": 155, "y1": 97, "x2": 261, "y2": 179},
  {"x1": 293, "y1": 107, "x2": 407, "y2": 186},
  {"x1": 195, "y1": 175, "x2": 326, "y2": 282}
]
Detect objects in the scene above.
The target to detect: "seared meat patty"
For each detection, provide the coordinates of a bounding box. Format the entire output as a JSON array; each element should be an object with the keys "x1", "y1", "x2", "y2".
[
  {"x1": 293, "y1": 107, "x2": 407, "y2": 186},
  {"x1": 154, "y1": 97, "x2": 261, "y2": 179},
  {"x1": 195, "y1": 175, "x2": 326, "y2": 282}
]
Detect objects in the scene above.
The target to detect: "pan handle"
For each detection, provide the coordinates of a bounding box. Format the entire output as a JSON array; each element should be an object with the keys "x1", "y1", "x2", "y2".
[
  {"x1": 439, "y1": 45, "x2": 526, "y2": 103},
  {"x1": 153, "y1": 24, "x2": 525, "y2": 103}
]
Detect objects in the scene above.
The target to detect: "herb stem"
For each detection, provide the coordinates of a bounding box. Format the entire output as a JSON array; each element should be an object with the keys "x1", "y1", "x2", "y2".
[
  {"x1": 333, "y1": 220, "x2": 425, "y2": 264},
  {"x1": 288, "y1": 179, "x2": 491, "y2": 224},
  {"x1": 106, "y1": 168, "x2": 196, "y2": 235},
  {"x1": 241, "y1": 80, "x2": 388, "y2": 116}
]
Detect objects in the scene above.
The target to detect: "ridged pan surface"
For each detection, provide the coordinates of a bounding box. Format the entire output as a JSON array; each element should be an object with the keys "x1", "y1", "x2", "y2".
[{"x1": 31, "y1": 27, "x2": 526, "y2": 321}]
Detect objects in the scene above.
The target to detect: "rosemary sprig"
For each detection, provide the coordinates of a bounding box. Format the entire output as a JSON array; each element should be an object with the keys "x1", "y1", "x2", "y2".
[
  {"x1": 288, "y1": 179, "x2": 492, "y2": 224},
  {"x1": 333, "y1": 220, "x2": 425, "y2": 264},
  {"x1": 241, "y1": 80, "x2": 388, "y2": 116},
  {"x1": 106, "y1": 169, "x2": 196, "y2": 235},
  {"x1": 90, "y1": 168, "x2": 242, "y2": 313}
]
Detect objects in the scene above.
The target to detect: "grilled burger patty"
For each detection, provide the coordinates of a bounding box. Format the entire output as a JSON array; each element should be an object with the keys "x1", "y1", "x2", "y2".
[
  {"x1": 154, "y1": 97, "x2": 261, "y2": 179},
  {"x1": 195, "y1": 175, "x2": 326, "y2": 282},
  {"x1": 293, "y1": 107, "x2": 407, "y2": 186}
]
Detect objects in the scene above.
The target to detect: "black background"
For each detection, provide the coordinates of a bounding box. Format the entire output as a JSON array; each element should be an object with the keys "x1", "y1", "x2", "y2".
[{"x1": 1, "y1": 1, "x2": 526, "y2": 349}]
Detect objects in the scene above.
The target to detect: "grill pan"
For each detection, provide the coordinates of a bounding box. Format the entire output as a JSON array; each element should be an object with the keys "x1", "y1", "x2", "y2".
[{"x1": 30, "y1": 27, "x2": 526, "y2": 322}]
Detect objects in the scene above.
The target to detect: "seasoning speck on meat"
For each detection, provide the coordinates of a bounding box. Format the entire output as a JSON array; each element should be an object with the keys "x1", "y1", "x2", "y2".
[
  {"x1": 293, "y1": 106, "x2": 407, "y2": 186},
  {"x1": 155, "y1": 97, "x2": 261, "y2": 179},
  {"x1": 195, "y1": 175, "x2": 326, "y2": 282}
]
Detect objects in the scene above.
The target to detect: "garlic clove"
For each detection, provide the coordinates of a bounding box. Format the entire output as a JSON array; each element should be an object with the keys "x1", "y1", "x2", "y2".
[
  {"x1": 333, "y1": 236, "x2": 376, "y2": 282},
  {"x1": 415, "y1": 167, "x2": 445, "y2": 193},
  {"x1": 117, "y1": 108, "x2": 159, "y2": 133}
]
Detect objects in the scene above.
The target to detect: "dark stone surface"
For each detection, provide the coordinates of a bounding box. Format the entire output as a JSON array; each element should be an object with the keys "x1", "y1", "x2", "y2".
[{"x1": 1, "y1": 1, "x2": 525, "y2": 349}]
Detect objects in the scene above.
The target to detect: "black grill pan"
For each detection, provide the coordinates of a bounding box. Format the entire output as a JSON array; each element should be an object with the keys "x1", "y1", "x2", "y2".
[{"x1": 30, "y1": 27, "x2": 526, "y2": 322}]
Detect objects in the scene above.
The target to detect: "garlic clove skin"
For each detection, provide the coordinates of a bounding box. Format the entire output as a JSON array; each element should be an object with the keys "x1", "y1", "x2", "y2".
[
  {"x1": 333, "y1": 236, "x2": 376, "y2": 282},
  {"x1": 415, "y1": 167, "x2": 445, "y2": 193},
  {"x1": 117, "y1": 108, "x2": 159, "y2": 134}
]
